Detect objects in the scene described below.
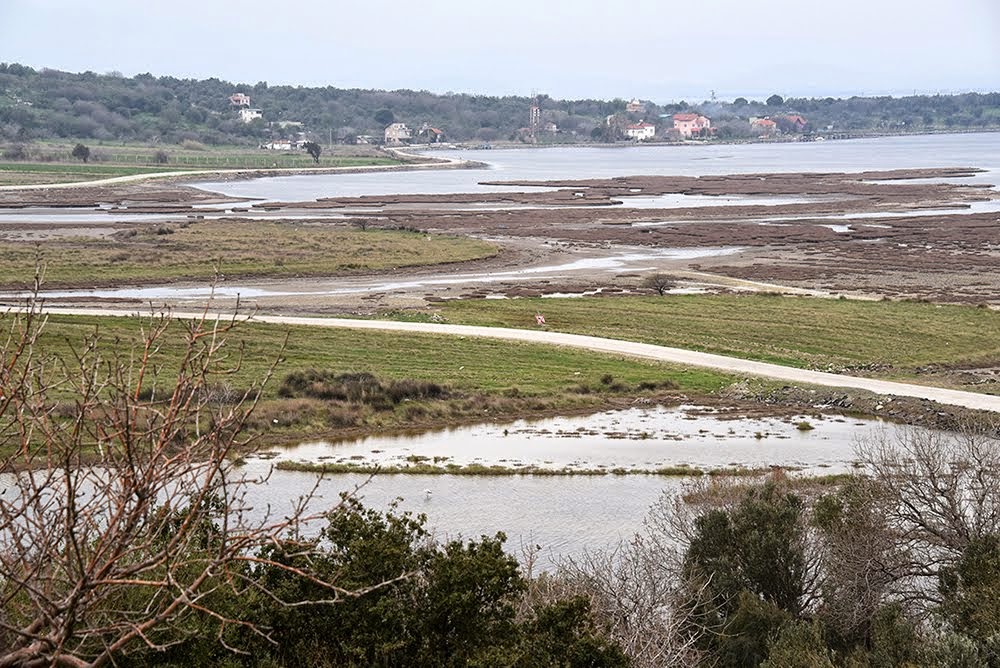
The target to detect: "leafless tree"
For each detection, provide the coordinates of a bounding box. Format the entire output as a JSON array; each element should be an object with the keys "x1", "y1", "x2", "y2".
[
  {"x1": 855, "y1": 424, "x2": 1000, "y2": 608},
  {"x1": 544, "y1": 535, "x2": 704, "y2": 668},
  {"x1": 643, "y1": 273, "x2": 676, "y2": 296},
  {"x1": 0, "y1": 295, "x2": 376, "y2": 667}
]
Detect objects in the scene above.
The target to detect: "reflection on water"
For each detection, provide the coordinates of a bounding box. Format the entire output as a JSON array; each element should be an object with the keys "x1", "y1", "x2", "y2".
[
  {"x1": 250, "y1": 470, "x2": 683, "y2": 569},
  {"x1": 262, "y1": 405, "x2": 897, "y2": 474},
  {"x1": 242, "y1": 405, "x2": 912, "y2": 569}
]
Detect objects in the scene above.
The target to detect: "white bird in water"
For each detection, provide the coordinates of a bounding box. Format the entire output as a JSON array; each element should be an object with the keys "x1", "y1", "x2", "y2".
[{"x1": 424, "y1": 489, "x2": 433, "y2": 499}]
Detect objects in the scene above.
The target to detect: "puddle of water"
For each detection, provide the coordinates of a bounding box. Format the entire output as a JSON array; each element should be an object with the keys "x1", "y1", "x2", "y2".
[{"x1": 259, "y1": 405, "x2": 899, "y2": 475}]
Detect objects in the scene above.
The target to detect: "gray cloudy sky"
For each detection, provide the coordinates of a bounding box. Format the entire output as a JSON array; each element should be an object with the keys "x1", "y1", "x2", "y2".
[{"x1": 1, "y1": 0, "x2": 998, "y2": 101}]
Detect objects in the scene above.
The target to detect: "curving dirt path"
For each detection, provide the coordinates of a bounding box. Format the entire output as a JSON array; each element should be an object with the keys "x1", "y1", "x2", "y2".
[{"x1": 37, "y1": 307, "x2": 1000, "y2": 413}]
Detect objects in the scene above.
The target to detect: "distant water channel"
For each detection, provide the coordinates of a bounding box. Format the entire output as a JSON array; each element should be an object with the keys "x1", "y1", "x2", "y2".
[{"x1": 243, "y1": 405, "x2": 912, "y2": 568}]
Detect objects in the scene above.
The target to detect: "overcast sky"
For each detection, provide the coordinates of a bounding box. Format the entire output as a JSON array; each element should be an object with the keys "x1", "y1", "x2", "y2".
[{"x1": 1, "y1": 0, "x2": 998, "y2": 101}]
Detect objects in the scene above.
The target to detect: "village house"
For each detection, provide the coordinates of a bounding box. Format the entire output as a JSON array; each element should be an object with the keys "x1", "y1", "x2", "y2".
[
  {"x1": 781, "y1": 114, "x2": 809, "y2": 132},
  {"x1": 238, "y1": 108, "x2": 263, "y2": 123},
  {"x1": 625, "y1": 121, "x2": 656, "y2": 141},
  {"x1": 672, "y1": 113, "x2": 711, "y2": 138},
  {"x1": 626, "y1": 98, "x2": 646, "y2": 114},
  {"x1": 750, "y1": 117, "x2": 778, "y2": 135},
  {"x1": 418, "y1": 123, "x2": 446, "y2": 143},
  {"x1": 259, "y1": 139, "x2": 301, "y2": 150},
  {"x1": 384, "y1": 122, "x2": 412, "y2": 144},
  {"x1": 229, "y1": 92, "x2": 251, "y2": 107}
]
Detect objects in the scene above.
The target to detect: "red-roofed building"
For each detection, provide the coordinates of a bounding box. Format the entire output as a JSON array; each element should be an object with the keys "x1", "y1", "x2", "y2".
[
  {"x1": 625, "y1": 121, "x2": 656, "y2": 141},
  {"x1": 750, "y1": 117, "x2": 778, "y2": 135},
  {"x1": 229, "y1": 93, "x2": 251, "y2": 107},
  {"x1": 673, "y1": 113, "x2": 711, "y2": 138},
  {"x1": 780, "y1": 114, "x2": 809, "y2": 132}
]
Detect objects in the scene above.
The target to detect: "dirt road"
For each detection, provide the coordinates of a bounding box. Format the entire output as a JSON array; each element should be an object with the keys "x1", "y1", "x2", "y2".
[{"x1": 38, "y1": 307, "x2": 1000, "y2": 413}]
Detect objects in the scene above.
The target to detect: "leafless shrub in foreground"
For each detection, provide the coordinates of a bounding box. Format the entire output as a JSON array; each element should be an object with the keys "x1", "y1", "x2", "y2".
[
  {"x1": 855, "y1": 423, "x2": 1000, "y2": 607},
  {"x1": 0, "y1": 297, "x2": 370, "y2": 667}
]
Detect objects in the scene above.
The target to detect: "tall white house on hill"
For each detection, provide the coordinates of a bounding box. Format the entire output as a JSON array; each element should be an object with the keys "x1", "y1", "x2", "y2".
[
  {"x1": 625, "y1": 121, "x2": 656, "y2": 141},
  {"x1": 229, "y1": 92, "x2": 251, "y2": 107},
  {"x1": 238, "y1": 108, "x2": 263, "y2": 123}
]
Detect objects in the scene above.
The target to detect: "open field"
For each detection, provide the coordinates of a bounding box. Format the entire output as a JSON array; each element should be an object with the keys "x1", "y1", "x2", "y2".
[
  {"x1": 0, "y1": 222, "x2": 498, "y2": 289},
  {"x1": 0, "y1": 142, "x2": 408, "y2": 185},
  {"x1": 16, "y1": 312, "x2": 732, "y2": 445},
  {"x1": 432, "y1": 294, "x2": 1000, "y2": 392}
]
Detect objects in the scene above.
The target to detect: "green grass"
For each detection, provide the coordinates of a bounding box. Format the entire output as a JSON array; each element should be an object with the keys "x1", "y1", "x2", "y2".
[
  {"x1": 0, "y1": 152, "x2": 403, "y2": 185},
  {"x1": 0, "y1": 223, "x2": 497, "y2": 289},
  {"x1": 433, "y1": 294, "x2": 1000, "y2": 380},
  {"x1": 7, "y1": 311, "x2": 733, "y2": 448},
  {"x1": 30, "y1": 313, "x2": 734, "y2": 402}
]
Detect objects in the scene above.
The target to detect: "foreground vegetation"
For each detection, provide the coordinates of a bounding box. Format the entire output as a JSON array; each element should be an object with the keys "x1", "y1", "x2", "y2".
[
  {"x1": 4, "y1": 302, "x2": 1000, "y2": 666},
  {"x1": 433, "y1": 294, "x2": 1000, "y2": 391},
  {"x1": 0, "y1": 305, "x2": 628, "y2": 667},
  {"x1": 0, "y1": 223, "x2": 497, "y2": 289}
]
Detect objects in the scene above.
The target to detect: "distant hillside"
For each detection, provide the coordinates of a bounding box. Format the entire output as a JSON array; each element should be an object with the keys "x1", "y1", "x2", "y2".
[{"x1": 1, "y1": 63, "x2": 998, "y2": 148}]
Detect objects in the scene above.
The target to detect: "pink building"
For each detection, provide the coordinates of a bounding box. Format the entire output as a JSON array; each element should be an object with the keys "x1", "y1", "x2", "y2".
[{"x1": 672, "y1": 113, "x2": 711, "y2": 138}]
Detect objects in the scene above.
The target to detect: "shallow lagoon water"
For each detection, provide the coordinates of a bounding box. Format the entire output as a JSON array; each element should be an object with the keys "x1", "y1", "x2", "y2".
[
  {"x1": 242, "y1": 405, "x2": 911, "y2": 568},
  {"x1": 267, "y1": 404, "x2": 895, "y2": 474}
]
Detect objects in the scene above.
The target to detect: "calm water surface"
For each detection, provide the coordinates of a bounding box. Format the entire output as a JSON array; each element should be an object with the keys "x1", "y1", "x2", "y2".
[
  {"x1": 242, "y1": 406, "x2": 913, "y2": 567},
  {"x1": 195, "y1": 133, "x2": 1000, "y2": 201}
]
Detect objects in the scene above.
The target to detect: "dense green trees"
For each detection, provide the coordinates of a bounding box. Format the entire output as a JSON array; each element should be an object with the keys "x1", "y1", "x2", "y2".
[
  {"x1": 119, "y1": 497, "x2": 627, "y2": 667},
  {"x1": 1, "y1": 62, "x2": 996, "y2": 147}
]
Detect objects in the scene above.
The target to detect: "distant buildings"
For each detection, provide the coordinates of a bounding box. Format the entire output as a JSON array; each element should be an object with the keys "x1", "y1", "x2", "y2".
[
  {"x1": 781, "y1": 114, "x2": 809, "y2": 132},
  {"x1": 750, "y1": 117, "x2": 778, "y2": 135},
  {"x1": 749, "y1": 114, "x2": 809, "y2": 135},
  {"x1": 626, "y1": 98, "x2": 647, "y2": 114},
  {"x1": 625, "y1": 121, "x2": 656, "y2": 141},
  {"x1": 384, "y1": 122, "x2": 412, "y2": 144},
  {"x1": 229, "y1": 92, "x2": 251, "y2": 107},
  {"x1": 259, "y1": 139, "x2": 306, "y2": 150},
  {"x1": 673, "y1": 113, "x2": 711, "y2": 138},
  {"x1": 419, "y1": 123, "x2": 446, "y2": 143},
  {"x1": 238, "y1": 108, "x2": 263, "y2": 123}
]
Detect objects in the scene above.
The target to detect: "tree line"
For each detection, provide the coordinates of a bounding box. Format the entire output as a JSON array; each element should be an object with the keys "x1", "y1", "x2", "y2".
[{"x1": 1, "y1": 62, "x2": 998, "y2": 148}]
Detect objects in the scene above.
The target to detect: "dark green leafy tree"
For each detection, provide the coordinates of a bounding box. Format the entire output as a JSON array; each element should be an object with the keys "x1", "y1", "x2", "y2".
[
  {"x1": 302, "y1": 141, "x2": 321, "y2": 163},
  {"x1": 71, "y1": 142, "x2": 90, "y2": 162},
  {"x1": 374, "y1": 108, "x2": 395, "y2": 126},
  {"x1": 681, "y1": 481, "x2": 808, "y2": 665},
  {"x1": 766, "y1": 94, "x2": 784, "y2": 107}
]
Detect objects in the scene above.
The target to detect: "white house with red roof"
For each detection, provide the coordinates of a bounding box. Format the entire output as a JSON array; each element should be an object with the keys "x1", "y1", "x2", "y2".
[
  {"x1": 625, "y1": 121, "x2": 656, "y2": 141},
  {"x1": 672, "y1": 113, "x2": 711, "y2": 138}
]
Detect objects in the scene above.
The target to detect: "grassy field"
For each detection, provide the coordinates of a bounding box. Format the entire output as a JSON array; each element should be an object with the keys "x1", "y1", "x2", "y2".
[
  {"x1": 0, "y1": 144, "x2": 405, "y2": 185},
  {"x1": 0, "y1": 223, "x2": 497, "y2": 289},
  {"x1": 432, "y1": 294, "x2": 1000, "y2": 385},
  {"x1": 33, "y1": 313, "x2": 728, "y2": 396},
  {"x1": 14, "y1": 312, "x2": 733, "y2": 445}
]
